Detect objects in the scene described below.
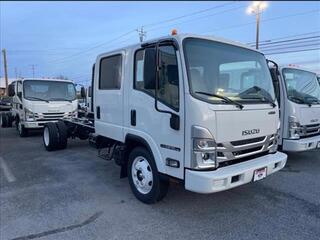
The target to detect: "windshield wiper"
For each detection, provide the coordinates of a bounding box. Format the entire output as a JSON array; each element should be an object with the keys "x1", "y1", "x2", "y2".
[
  {"x1": 27, "y1": 97, "x2": 49, "y2": 103},
  {"x1": 239, "y1": 86, "x2": 276, "y2": 108},
  {"x1": 289, "y1": 96, "x2": 313, "y2": 107},
  {"x1": 49, "y1": 98, "x2": 72, "y2": 103},
  {"x1": 195, "y1": 91, "x2": 244, "y2": 109}
]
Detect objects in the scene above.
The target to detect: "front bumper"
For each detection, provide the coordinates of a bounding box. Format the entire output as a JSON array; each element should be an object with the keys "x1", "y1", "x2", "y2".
[
  {"x1": 282, "y1": 135, "x2": 320, "y2": 152},
  {"x1": 24, "y1": 120, "x2": 58, "y2": 129},
  {"x1": 185, "y1": 151, "x2": 287, "y2": 194}
]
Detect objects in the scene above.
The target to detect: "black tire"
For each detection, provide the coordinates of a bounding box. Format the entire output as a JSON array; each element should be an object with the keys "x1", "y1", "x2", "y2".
[
  {"x1": 55, "y1": 121, "x2": 68, "y2": 149},
  {"x1": 43, "y1": 122, "x2": 60, "y2": 151},
  {"x1": 7, "y1": 114, "x2": 13, "y2": 128},
  {"x1": 128, "y1": 147, "x2": 169, "y2": 204},
  {"x1": 1, "y1": 114, "x2": 8, "y2": 128},
  {"x1": 17, "y1": 120, "x2": 28, "y2": 137}
]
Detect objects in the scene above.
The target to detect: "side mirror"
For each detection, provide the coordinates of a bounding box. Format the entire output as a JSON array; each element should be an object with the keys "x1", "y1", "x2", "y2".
[
  {"x1": 8, "y1": 84, "x2": 15, "y2": 97},
  {"x1": 80, "y1": 87, "x2": 86, "y2": 98},
  {"x1": 143, "y1": 47, "x2": 157, "y2": 90},
  {"x1": 88, "y1": 86, "x2": 92, "y2": 97},
  {"x1": 170, "y1": 113, "x2": 180, "y2": 130}
]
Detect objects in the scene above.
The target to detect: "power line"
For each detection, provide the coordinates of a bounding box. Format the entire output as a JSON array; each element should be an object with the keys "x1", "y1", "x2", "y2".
[
  {"x1": 246, "y1": 31, "x2": 320, "y2": 44},
  {"x1": 255, "y1": 39, "x2": 320, "y2": 49},
  {"x1": 251, "y1": 35, "x2": 320, "y2": 47},
  {"x1": 202, "y1": 9, "x2": 320, "y2": 34},
  {"x1": 47, "y1": 29, "x2": 136, "y2": 64},
  {"x1": 265, "y1": 48, "x2": 320, "y2": 55},
  {"x1": 144, "y1": 1, "x2": 235, "y2": 28},
  {"x1": 147, "y1": 4, "x2": 245, "y2": 33},
  {"x1": 262, "y1": 43, "x2": 320, "y2": 52}
]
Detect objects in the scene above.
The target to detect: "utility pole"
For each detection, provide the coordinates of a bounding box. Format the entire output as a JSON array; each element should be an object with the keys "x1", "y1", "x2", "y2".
[
  {"x1": 2, "y1": 49, "x2": 9, "y2": 96},
  {"x1": 137, "y1": 26, "x2": 146, "y2": 43},
  {"x1": 30, "y1": 64, "x2": 36, "y2": 79},
  {"x1": 246, "y1": 1, "x2": 268, "y2": 49},
  {"x1": 255, "y1": 11, "x2": 260, "y2": 50}
]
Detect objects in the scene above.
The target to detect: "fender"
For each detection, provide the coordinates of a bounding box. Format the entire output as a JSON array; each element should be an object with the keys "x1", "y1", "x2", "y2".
[{"x1": 125, "y1": 132, "x2": 165, "y2": 174}]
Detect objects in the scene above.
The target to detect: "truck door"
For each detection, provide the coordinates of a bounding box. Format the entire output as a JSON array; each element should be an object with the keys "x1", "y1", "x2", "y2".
[
  {"x1": 94, "y1": 52, "x2": 124, "y2": 141},
  {"x1": 127, "y1": 43, "x2": 185, "y2": 179}
]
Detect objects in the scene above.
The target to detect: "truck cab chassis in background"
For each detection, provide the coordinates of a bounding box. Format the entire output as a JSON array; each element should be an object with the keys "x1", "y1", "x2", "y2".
[
  {"x1": 269, "y1": 64, "x2": 320, "y2": 152},
  {"x1": 43, "y1": 34, "x2": 288, "y2": 204}
]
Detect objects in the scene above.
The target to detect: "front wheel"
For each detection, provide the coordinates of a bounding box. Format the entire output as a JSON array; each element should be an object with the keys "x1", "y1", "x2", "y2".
[
  {"x1": 17, "y1": 121, "x2": 28, "y2": 137},
  {"x1": 128, "y1": 147, "x2": 169, "y2": 204},
  {"x1": 43, "y1": 122, "x2": 59, "y2": 151}
]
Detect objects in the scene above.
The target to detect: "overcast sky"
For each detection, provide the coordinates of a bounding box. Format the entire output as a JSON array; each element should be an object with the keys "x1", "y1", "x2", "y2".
[{"x1": 1, "y1": 1, "x2": 319, "y2": 85}]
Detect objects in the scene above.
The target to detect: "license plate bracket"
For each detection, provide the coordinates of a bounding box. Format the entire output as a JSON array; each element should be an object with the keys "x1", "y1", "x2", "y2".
[{"x1": 253, "y1": 167, "x2": 267, "y2": 182}]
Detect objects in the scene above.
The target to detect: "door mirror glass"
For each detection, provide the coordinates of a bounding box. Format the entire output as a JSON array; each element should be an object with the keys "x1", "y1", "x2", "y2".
[
  {"x1": 143, "y1": 48, "x2": 156, "y2": 90},
  {"x1": 8, "y1": 84, "x2": 15, "y2": 97},
  {"x1": 80, "y1": 86, "x2": 86, "y2": 98}
]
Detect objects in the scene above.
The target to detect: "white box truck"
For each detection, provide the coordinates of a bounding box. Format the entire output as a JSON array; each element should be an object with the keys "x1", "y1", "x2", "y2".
[
  {"x1": 7, "y1": 78, "x2": 79, "y2": 137},
  {"x1": 269, "y1": 64, "x2": 320, "y2": 151},
  {"x1": 42, "y1": 34, "x2": 287, "y2": 203}
]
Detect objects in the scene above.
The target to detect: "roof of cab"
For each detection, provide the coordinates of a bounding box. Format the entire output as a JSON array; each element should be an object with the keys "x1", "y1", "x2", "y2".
[
  {"x1": 17, "y1": 78, "x2": 74, "y2": 83},
  {"x1": 278, "y1": 65, "x2": 317, "y2": 74},
  {"x1": 96, "y1": 33, "x2": 262, "y2": 58}
]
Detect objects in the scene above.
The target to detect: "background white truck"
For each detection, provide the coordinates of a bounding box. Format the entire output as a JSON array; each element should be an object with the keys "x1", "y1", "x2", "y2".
[
  {"x1": 269, "y1": 64, "x2": 320, "y2": 152},
  {"x1": 7, "y1": 78, "x2": 78, "y2": 137},
  {"x1": 42, "y1": 34, "x2": 287, "y2": 203}
]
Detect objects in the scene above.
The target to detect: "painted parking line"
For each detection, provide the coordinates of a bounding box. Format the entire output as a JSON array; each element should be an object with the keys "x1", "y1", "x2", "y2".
[{"x1": 0, "y1": 157, "x2": 16, "y2": 183}]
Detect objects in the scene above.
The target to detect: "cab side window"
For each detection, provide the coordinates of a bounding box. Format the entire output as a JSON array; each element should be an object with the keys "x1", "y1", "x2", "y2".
[
  {"x1": 134, "y1": 45, "x2": 179, "y2": 111},
  {"x1": 99, "y1": 54, "x2": 122, "y2": 90}
]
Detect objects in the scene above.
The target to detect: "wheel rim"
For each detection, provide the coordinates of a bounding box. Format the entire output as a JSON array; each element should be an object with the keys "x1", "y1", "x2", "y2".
[
  {"x1": 131, "y1": 156, "x2": 153, "y2": 194},
  {"x1": 44, "y1": 127, "x2": 49, "y2": 146}
]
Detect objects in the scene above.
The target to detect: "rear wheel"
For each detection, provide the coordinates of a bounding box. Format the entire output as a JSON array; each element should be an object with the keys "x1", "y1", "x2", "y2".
[
  {"x1": 128, "y1": 147, "x2": 169, "y2": 204},
  {"x1": 43, "y1": 122, "x2": 59, "y2": 151},
  {"x1": 7, "y1": 114, "x2": 13, "y2": 127},
  {"x1": 1, "y1": 114, "x2": 8, "y2": 128},
  {"x1": 18, "y1": 121, "x2": 28, "y2": 137},
  {"x1": 56, "y1": 121, "x2": 68, "y2": 149}
]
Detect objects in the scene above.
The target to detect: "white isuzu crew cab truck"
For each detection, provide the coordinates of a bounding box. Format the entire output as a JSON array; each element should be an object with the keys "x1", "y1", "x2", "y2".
[
  {"x1": 269, "y1": 64, "x2": 320, "y2": 151},
  {"x1": 43, "y1": 34, "x2": 287, "y2": 203},
  {"x1": 8, "y1": 78, "x2": 78, "y2": 137}
]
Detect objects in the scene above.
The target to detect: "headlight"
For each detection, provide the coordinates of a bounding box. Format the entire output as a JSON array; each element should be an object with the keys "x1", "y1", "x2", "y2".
[
  {"x1": 288, "y1": 116, "x2": 302, "y2": 139},
  {"x1": 192, "y1": 139, "x2": 218, "y2": 170},
  {"x1": 25, "y1": 108, "x2": 35, "y2": 121}
]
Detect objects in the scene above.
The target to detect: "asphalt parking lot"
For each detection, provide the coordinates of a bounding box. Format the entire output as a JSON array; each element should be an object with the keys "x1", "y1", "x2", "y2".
[{"x1": 0, "y1": 127, "x2": 319, "y2": 240}]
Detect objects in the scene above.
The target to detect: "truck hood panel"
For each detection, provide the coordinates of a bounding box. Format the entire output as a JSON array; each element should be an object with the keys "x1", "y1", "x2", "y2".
[
  {"x1": 299, "y1": 106, "x2": 320, "y2": 125},
  {"x1": 215, "y1": 109, "x2": 278, "y2": 143}
]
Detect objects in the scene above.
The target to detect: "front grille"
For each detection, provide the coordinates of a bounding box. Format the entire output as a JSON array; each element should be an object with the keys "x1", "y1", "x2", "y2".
[
  {"x1": 231, "y1": 136, "x2": 265, "y2": 146},
  {"x1": 217, "y1": 134, "x2": 275, "y2": 165},
  {"x1": 300, "y1": 123, "x2": 320, "y2": 138},
  {"x1": 35, "y1": 112, "x2": 69, "y2": 121},
  {"x1": 219, "y1": 151, "x2": 270, "y2": 168}
]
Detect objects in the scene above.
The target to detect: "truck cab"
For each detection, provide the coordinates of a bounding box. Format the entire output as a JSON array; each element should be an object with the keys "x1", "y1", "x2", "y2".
[
  {"x1": 92, "y1": 34, "x2": 287, "y2": 202},
  {"x1": 270, "y1": 66, "x2": 320, "y2": 151},
  {"x1": 9, "y1": 78, "x2": 78, "y2": 137}
]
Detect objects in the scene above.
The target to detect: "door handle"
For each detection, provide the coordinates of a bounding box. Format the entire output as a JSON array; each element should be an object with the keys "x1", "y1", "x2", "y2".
[
  {"x1": 96, "y1": 106, "x2": 100, "y2": 119},
  {"x1": 131, "y1": 109, "x2": 136, "y2": 126}
]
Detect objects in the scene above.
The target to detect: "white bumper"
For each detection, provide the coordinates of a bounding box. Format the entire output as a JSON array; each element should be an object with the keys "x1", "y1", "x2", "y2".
[
  {"x1": 24, "y1": 120, "x2": 57, "y2": 129},
  {"x1": 282, "y1": 135, "x2": 320, "y2": 152},
  {"x1": 185, "y1": 151, "x2": 287, "y2": 194}
]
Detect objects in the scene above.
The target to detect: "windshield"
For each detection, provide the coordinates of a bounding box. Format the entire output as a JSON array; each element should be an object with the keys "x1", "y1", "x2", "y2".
[
  {"x1": 23, "y1": 80, "x2": 76, "y2": 101},
  {"x1": 183, "y1": 38, "x2": 275, "y2": 104},
  {"x1": 282, "y1": 68, "x2": 320, "y2": 104}
]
